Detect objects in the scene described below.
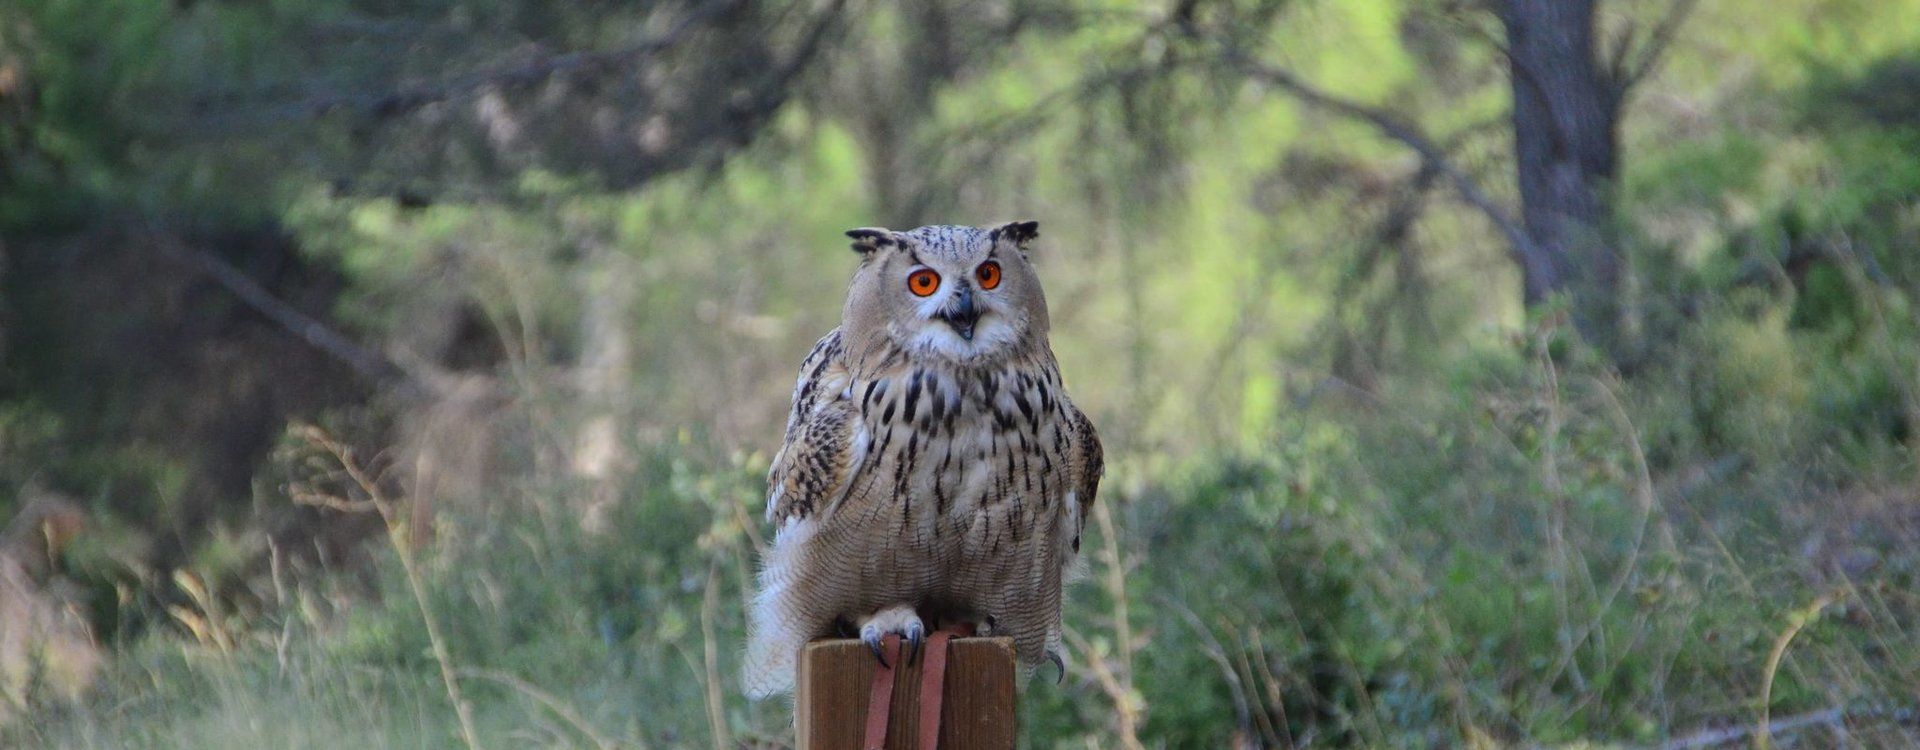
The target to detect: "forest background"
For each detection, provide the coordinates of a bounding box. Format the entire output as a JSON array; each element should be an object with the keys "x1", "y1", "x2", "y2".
[{"x1": 4, "y1": 0, "x2": 1920, "y2": 746}]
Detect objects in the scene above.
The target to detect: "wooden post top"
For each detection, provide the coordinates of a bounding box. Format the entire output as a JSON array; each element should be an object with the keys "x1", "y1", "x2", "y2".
[{"x1": 795, "y1": 636, "x2": 1017, "y2": 750}]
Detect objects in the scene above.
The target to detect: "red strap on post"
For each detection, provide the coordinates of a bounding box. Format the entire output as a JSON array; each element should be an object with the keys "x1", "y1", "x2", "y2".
[
  {"x1": 865, "y1": 624, "x2": 977, "y2": 750},
  {"x1": 915, "y1": 623, "x2": 976, "y2": 750},
  {"x1": 915, "y1": 631, "x2": 955, "y2": 750},
  {"x1": 862, "y1": 635, "x2": 902, "y2": 750}
]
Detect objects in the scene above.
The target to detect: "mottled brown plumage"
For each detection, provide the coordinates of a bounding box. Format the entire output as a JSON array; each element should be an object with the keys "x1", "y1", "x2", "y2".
[{"x1": 744, "y1": 222, "x2": 1102, "y2": 698}]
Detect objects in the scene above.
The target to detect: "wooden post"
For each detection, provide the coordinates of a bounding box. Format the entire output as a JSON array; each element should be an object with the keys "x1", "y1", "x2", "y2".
[{"x1": 795, "y1": 637, "x2": 1017, "y2": 750}]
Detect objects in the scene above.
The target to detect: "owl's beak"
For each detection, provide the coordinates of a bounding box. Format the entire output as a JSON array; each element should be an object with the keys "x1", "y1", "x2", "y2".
[{"x1": 938, "y1": 285, "x2": 980, "y2": 341}]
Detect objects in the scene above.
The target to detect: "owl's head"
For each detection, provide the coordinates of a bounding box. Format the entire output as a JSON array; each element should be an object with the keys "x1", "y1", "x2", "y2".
[{"x1": 838, "y1": 221, "x2": 1050, "y2": 366}]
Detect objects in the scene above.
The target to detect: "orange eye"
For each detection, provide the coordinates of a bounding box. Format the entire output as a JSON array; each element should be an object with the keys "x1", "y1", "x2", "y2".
[
  {"x1": 976, "y1": 261, "x2": 1002, "y2": 290},
  {"x1": 907, "y1": 268, "x2": 941, "y2": 297}
]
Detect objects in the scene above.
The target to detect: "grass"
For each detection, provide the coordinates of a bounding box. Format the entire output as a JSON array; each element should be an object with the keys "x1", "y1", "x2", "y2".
[{"x1": 9, "y1": 320, "x2": 1920, "y2": 749}]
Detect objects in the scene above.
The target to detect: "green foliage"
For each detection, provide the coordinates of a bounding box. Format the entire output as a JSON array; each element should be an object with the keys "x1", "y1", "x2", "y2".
[
  {"x1": 23, "y1": 331, "x2": 1920, "y2": 748},
  {"x1": 7, "y1": 0, "x2": 1920, "y2": 746}
]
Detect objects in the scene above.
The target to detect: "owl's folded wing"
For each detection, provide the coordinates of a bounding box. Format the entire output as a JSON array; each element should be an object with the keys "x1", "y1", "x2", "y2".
[
  {"x1": 1065, "y1": 402, "x2": 1104, "y2": 552},
  {"x1": 766, "y1": 398, "x2": 858, "y2": 525},
  {"x1": 766, "y1": 330, "x2": 856, "y2": 525}
]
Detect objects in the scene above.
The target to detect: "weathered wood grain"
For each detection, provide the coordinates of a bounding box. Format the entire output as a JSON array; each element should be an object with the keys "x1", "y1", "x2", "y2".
[{"x1": 795, "y1": 637, "x2": 1016, "y2": 750}]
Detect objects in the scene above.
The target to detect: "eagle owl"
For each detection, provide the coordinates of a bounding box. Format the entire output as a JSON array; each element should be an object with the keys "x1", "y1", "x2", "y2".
[{"x1": 743, "y1": 221, "x2": 1103, "y2": 698}]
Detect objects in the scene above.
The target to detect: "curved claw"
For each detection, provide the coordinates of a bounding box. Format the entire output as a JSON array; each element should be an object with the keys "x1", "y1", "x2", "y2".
[
  {"x1": 906, "y1": 621, "x2": 926, "y2": 665},
  {"x1": 863, "y1": 631, "x2": 891, "y2": 669},
  {"x1": 1046, "y1": 650, "x2": 1066, "y2": 685}
]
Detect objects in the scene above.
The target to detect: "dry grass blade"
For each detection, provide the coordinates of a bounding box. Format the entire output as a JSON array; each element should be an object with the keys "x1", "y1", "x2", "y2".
[
  {"x1": 295, "y1": 424, "x2": 485, "y2": 750},
  {"x1": 1163, "y1": 597, "x2": 1269, "y2": 747},
  {"x1": 456, "y1": 668, "x2": 626, "y2": 750},
  {"x1": 1057, "y1": 499, "x2": 1148, "y2": 750},
  {"x1": 1062, "y1": 626, "x2": 1146, "y2": 750},
  {"x1": 699, "y1": 560, "x2": 731, "y2": 750},
  {"x1": 1754, "y1": 588, "x2": 1845, "y2": 750}
]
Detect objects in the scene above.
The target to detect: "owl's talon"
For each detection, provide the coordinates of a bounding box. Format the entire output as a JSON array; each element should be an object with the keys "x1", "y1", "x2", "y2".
[
  {"x1": 864, "y1": 632, "x2": 890, "y2": 669},
  {"x1": 855, "y1": 605, "x2": 921, "y2": 671},
  {"x1": 1046, "y1": 650, "x2": 1066, "y2": 684},
  {"x1": 906, "y1": 621, "x2": 926, "y2": 665}
]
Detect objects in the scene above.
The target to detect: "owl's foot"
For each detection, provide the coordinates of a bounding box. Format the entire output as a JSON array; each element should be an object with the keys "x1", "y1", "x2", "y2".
[{"x1": 857, "y1": 605, "x2": 924, "y2": 668}]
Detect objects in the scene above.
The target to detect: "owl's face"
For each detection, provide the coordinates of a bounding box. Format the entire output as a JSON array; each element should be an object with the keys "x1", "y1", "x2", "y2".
[{"x1": 839, "y1": 222, "x2": 1050, "y2": 366}]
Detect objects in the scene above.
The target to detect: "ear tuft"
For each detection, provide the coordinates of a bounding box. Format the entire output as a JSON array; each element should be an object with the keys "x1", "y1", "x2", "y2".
[
  {"x1": 845, "y1": 227, "x2": 895, "y2": 255},
  {"x1": 996, "y1": 220, "x2": 1040, "y2": 249}
]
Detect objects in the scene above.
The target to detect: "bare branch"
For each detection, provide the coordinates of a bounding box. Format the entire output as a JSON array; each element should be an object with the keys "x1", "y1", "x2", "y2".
[
  {"x1": 756, "y1": 0, "x2": 848, "y2": 104},
  {"x1": 152, "y1": 230, "x2": 433, "y2": 399},
  {"x1": 1658, "y1": 706, "x2": 1918, "y2": 750},
  {"x1": 1225, "y1": 54, "x2": 1539, "y2": 272},
  {"x1": 1605, "y1": 15, "x2": 1640, "y2": 89},
  {"x1": 1618, "y1": 0, "x2": 1700, "y2": 94},
  {"x1": 226, "y1": 0, "x2": 738, "y2": 123}
]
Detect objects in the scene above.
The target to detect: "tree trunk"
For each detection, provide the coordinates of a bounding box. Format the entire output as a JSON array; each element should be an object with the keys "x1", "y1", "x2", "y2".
[{"x1": 1497, "y1": 0, "x2": 1623, "y2": 352}]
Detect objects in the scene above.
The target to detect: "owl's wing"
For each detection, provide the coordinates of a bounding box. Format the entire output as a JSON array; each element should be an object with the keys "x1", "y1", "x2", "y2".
[
  {"x1": 766, "y1": 330, "x2": 857, "y2": 525},
  {"x1": 1065, "y1": 401, "x2": 1104, "y2": 552}
]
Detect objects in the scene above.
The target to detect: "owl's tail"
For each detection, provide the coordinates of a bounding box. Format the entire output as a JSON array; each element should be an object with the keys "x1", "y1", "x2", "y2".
[
  {"x1": 742, "y1": 519, "x2": 822, "y2": 699},
  {"x1": 742, "y1": 589, "x2": 804, "y2": 698}
]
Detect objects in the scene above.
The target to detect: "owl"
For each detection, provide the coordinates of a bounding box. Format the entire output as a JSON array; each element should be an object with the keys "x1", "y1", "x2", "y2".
[{"x1": 743, "y1": 221, "x2": 1103, "y2": 698}]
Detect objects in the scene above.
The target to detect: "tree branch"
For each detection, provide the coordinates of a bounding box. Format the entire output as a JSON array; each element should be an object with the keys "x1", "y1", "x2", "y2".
[
  {"x1": 227, "y1": 0, "x2": 738, "y2": 123},
  {"x1": 152, "y1": 230, "x2": 433, "y2": 399},
  {"x1": 762, "y1": 0, "x2": 847, "y2": 98},
  {"x1": 1225, "y1": 53, "x2": 1538, "y2": 271},
  {"x1": 720, "y1": 0, "x2": 847, "y2": 134},
  {"x1": 1617, "y1": 0, "x2": 1700, "y2": 94},
  {"x1": 1606, "y1": 18, "x2": 1640, "y2": 89},
  {"x1": 1657, "y1": 706, "x2": 1917, "y2": 750}
]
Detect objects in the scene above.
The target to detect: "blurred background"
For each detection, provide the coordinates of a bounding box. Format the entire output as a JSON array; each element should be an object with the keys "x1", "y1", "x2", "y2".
[{"x1": 3, "y1": 0, "x2": 1919, "y2": 746}]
